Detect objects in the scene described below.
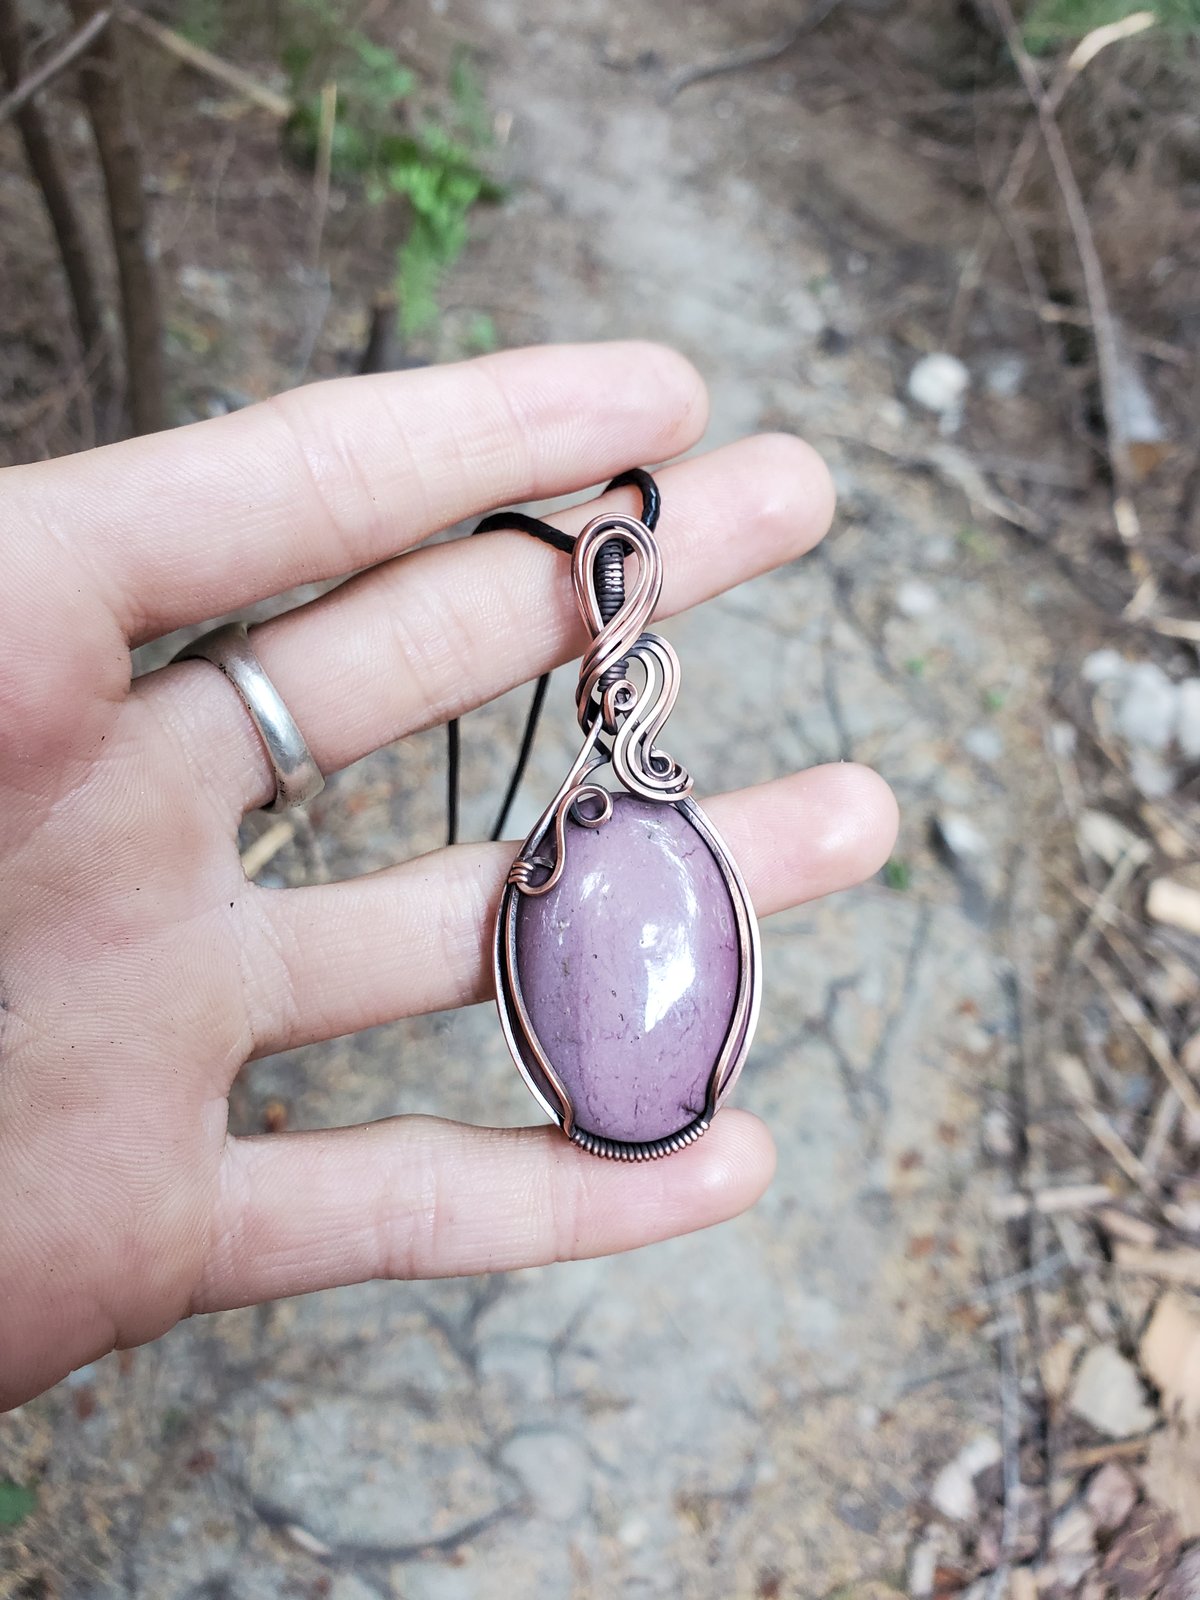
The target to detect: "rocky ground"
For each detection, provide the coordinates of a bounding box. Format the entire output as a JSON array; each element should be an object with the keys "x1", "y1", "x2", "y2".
[{"x1": 2, "y1": 2, "x2": 1199, "y2": 1597}]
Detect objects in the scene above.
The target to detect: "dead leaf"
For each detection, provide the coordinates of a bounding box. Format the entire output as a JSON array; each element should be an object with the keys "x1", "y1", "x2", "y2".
[
  {"x1": 1159, "y1": 1546, "x2": 1200, "y2": 1600},
  {"x1": 1141, "y1": 1293, "x2": 1200, "y2": 1423},
  {"x1": 1143, "y1": 1425, "x2": 1200, "y2": 1538},
  {"x1": 1101, "y1": 1505, "x2": 1181, "y2": 1597},
  {"x1": 1084, "y1": 1461, "x2": 1138, "y2": 1534}
]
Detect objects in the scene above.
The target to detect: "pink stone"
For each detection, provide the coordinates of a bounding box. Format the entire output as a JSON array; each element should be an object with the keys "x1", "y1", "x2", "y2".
[{"x1": 514, "y1": 796, "x2": 740, "y2": 1144}]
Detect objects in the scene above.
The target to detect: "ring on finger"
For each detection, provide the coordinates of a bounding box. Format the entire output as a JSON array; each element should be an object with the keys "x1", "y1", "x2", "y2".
[{"x1": 173, "y1": 622, "x2": 325, "y2": 813}]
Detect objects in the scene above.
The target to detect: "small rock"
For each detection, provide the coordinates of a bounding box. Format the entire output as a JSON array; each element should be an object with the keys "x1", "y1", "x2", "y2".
[
  {"x1": 1069, "y1": 1343, "x2": 1158, "y2": 1438},
  {"x1": 908, "y1": 1532, "x2": 941, "y2": 1599},
  {"x1": 1129, "y1": 748, "x2": 1178, "y2": 799},
  {"x1": 908, "y1": 352, "x2": 970, "y2": 432},
  {"x1": 1177, "y1": 679, "x2": 1200, "y2": 761},
  {"x1": 963, "y1": 726, "x2": 1003, "y2": 763},
  {"x1": 1048, "y1": 720, "x2": 1078, "y2": 756},
  {"x1": 930, "y1": 1435, "x2": 1002, "y2": 1522},
  {"x1": 1049, "y1": 1501, "x2": 1097, "y2": 1589},
  {"x1": 1160, "y1": 1545, "x2": 1200, "y2": 1600},
  {"x1": 982, "y1": 1105, "x2": 1016, "y2": 1161},
  {"x1": 1085, "y1": 1462, "x2": 1139, "y2": 1534},
  {"x1": 1102, "y1": 1505, "x2": 1182, "y2": 1598},
  {"x1": 1146, "y1": 878, "x2": 1200, "y2": 939},
  {"x1": 983, "y1": 352, "x2": 1026, "y2": 397},
  {"x1": 934, "y1": 813, "x2": 988, "y2": 860},
  {"x1": 1082, "y1": 647, "x2": 1127, "y2": 685},
  {"x1": 1115, "y1": 661, "x2": 1178, "y2": 752},
  {"x1": 895, "y1": 579, "x2": 940, "y2": 618},
  {"x1": 1078, "y1": 809, "x2": 1151, "y2": 869}
]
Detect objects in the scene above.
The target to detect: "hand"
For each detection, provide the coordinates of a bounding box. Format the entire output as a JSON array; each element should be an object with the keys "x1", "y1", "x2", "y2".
[{"x1": 0, "y1": 342, "x2": 897, "y2": 1409}]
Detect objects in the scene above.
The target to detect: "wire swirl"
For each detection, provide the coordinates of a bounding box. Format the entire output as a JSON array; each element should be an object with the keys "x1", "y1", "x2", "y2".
[{"x1": 570, "y1": 513, "x2": 692, "y2": 803}]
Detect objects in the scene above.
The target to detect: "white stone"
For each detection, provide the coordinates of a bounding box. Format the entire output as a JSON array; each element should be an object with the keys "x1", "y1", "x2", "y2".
[
  {"x1": 1129, "y1": 748, "x2": 1178, "y2": 799},
  {"x1": 1048, "y1": 720, "x2": 1078, "y2": 757},
  {"x1": 1081, "y1": 648, "x2": 1127, "y2": 686},
  {"x1": 983, "y1": 352, "x2": 1026, "y2": 397},
  {"x1": 1077, "y1": 810, "x2": 1150, "y2": 869},
  {"x1": 1115, "y1": 661, "x2": 1178, "y2": 751},
  {"x1": 1068, "y1": 1343, "x2": 1157, "y2": 1438},
  {"x1": 930, "y1": 1434, "x2": 1001, "y2": 1521},
  {"x1": 1177, "y1": 679, "x2": 1200, "y2": 761},
  {"x1": 908, "y1": 352, "x2": 970, "y2": 419},
  {"x1": 895, "y1": 579, "x2": 940, "y2": 618},
  {"x1": 964, "y1": 726, "x2": 1003, "y2": 763},
  {"x1": 937, "y1": 813, "x2": 988, "y2": 859}
]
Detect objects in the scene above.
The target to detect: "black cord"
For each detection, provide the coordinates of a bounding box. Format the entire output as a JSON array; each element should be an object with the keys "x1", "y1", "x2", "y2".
[{"x1": 446, "y1": 467, "x2": 660, "y2": 846}]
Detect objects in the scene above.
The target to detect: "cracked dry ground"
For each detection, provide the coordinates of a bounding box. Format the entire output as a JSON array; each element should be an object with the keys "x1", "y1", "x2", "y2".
[{"x1": 0, "y1": 3, "x2": 1092, "y2": 1597}]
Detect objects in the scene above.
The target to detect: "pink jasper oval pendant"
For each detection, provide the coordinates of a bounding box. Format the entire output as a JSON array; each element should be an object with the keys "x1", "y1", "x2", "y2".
[{"x1": 493, "y1": 512, "x2": 761, "y2": 1160}]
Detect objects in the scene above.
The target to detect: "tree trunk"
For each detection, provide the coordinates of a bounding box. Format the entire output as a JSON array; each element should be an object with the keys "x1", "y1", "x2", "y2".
[
  {"x1": 0, "y1": 0, "x2": 109, "y2": 419},
  {"x1": 68, "y1": 0, "x2": 165, "y2": 436}
]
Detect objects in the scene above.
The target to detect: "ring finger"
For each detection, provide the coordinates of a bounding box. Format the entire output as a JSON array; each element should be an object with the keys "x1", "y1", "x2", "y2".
[{"x1": 138, "y1": 432, "x2": 833, "y2": 816}]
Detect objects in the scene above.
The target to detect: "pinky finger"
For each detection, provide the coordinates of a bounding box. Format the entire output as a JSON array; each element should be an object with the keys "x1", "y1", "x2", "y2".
[{"x1": 192, "y1": 1111, "x2": 775, "y2": 1314}]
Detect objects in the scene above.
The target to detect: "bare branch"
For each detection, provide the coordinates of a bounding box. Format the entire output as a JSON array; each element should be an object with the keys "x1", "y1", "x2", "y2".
[
  {"x1": 69, "y1": 0, "x2": 165, "y2": 435},
  {"x1": 0, "y1": 4, "x2": 110, "y2": 124},
  {"x1": 0, "y1": 0, "x2": 110, "y2": 420}
]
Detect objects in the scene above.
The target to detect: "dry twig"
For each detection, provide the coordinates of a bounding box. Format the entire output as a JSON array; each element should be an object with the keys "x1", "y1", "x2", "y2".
[
  {"x1": 0, "y1": 3, "x2": 110, "y2": 123},
  {"x1": 985, "y1": 0, "x2": 1154, "y2": 604},
  {"x1": 69, "y1": 0, "x2": 164, "y2": 434},
  {"x1": 122, "y1": 10, "x2": 293, "y2": 119},
  {"x1": 0, "y1": 0, "x2": 109, "y2": 416}
]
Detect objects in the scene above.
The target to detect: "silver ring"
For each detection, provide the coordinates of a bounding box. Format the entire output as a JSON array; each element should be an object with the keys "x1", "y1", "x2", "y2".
[{"x1": 173, "y1": 622, "x2": 325, "y2": 813}]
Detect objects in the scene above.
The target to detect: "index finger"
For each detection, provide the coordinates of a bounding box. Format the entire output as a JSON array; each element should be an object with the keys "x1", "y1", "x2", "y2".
[{"x1": 6, "y1": 342, "x2": 707, "y2": 643}]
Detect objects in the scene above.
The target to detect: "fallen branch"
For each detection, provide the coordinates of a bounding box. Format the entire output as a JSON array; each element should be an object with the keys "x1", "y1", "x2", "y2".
[
  {"x1": 1114, "y1": 1243, "x2": 1200, "y2": 1290},
  {"x1": 70, "y1": 1, "x2": 164, "y2": 435},
  {"x1": 986, "y1": 0, "x2": 1155, "y2": 605},
  {"x1": 0, "y1": 3, "x2": 110, "y2": 124},
  {"x1": 0, "y1": 0, "x2": 109, "y2": 420},
  {"x1": 122, "y1": 10, "x2": 292, "y2": 119}
]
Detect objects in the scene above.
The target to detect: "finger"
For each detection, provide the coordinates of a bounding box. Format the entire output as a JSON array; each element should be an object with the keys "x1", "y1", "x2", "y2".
[
  {"x1": 145, "y1": 432, "x2": 835, "y2": 813},
  {"x1": 246, "y1": 764, "x2": 898, "y2": 1058},
  {"x1": 10, "y1": 342, "x2": 707, "y2": 642},
  {"x1": 192, "y1": 1109, "x2": 775, "y2": 1314}
]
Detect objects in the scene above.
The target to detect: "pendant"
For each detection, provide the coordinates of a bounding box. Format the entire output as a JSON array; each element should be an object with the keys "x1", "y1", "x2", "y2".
[{"x1": 493, "y1": 510, "x2": 761, "y2": 1159}]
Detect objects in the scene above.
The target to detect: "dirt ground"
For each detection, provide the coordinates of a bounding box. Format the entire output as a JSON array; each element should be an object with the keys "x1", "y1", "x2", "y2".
[{"x1": 2, "y1": 1, "x2": 1198, "y2": 1597}]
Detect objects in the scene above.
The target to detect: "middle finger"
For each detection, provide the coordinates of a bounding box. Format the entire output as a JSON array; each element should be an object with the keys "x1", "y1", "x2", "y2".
[{"x1": 139, "y1": 433, "x2": 833, "y2": 816}]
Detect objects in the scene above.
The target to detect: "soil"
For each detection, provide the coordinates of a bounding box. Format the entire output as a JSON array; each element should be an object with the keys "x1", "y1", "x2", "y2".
[{"x1": 1, "y1": 2, "x2": 1198, "y2": 1597}]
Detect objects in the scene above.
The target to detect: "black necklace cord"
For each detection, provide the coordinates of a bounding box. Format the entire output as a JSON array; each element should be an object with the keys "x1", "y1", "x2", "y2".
[{"x1": 446, "y1": 468, "x2": 661, "y2": 847}]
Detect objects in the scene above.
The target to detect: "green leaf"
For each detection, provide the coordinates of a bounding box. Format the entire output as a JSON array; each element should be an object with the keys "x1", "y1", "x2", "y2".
[
  {"x1": 0, "y1": 1480, "x2": 37, "y2": 1528},
  {"x1": 883, "y1": 859, "x2": 912, "y2": 892}
]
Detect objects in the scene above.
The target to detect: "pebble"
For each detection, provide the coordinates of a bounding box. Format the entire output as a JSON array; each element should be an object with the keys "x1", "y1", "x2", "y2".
[
  {"x1": 895, "y1": 579, "x2": 940, "y2": 618},
  {"x1": 1049, "y1": 1501, "x2": 1097, "y2": 1590},
  {"x1": 983, "y1": 352, "x2": 1026, "y2": 397},
  {"x1": 1068, "y1": 1343, "x2": 1158, "y2": 1438},
  {"x1": 935, "y1": 813, "x2": 988, "y2": 860},
  {"x1": 930, "y1": 1435, "x2": 1001, "y2": 1522},
  {"x1": 1082, "y1": 648, "x2": 1127, "y2": 685},
  {"x1": 1178, "y1": 679, "x2": 1200, "y2": 761},
  {"x1": 1128, "y1": 748, "x2": 1178, "y2": 800},
  {"x1": 963, "y1": 726, "x2": 1003, "y2": 763},
  {"x1": 907, "y1": 352, "x2": 970, "y2": 429},
  {"x1": 1085, "y1": 1462, "x2": 1138, "y2": 1534},
  {"x1": 1115, "y1": 661, "x2": 1178, "y2": 751}
]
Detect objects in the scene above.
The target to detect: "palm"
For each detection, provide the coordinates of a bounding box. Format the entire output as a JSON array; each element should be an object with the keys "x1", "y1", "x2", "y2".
[{"x1": 0, "y1": 343, "x2": 896, "y2": 1409}]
